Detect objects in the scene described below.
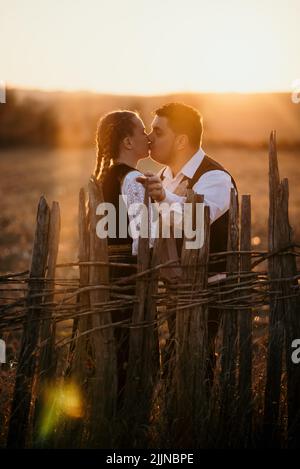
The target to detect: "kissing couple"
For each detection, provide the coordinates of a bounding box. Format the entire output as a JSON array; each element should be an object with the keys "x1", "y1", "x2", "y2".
[{"x1": 91, "y1": 102, "x2": 238, "y2": 404}]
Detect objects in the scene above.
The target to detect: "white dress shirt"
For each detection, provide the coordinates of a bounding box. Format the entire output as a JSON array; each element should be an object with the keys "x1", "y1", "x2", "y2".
[
  {"x1": 157, "y1": 147, "x2": 236, "y2": 225},
  {"x1": 120, "y1": 149, "x2": 236, "y2": 256}
]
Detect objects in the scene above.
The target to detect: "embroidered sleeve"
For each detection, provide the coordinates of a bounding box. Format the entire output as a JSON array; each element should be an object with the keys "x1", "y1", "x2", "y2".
[
  {"x1": 121, "y1": 170, "x2": 146, "y2": 207},
  {"x1": 121, "y1": 171, "x2": 154, "y2": 254}
]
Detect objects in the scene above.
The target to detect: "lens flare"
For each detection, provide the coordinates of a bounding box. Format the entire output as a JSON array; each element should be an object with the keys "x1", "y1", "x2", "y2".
[{"x1": 37, "y1": 380, "x2": 83, "y2": 440}]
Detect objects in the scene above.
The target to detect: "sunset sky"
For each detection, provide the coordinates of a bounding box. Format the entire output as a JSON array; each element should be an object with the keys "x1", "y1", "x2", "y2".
[{"x1": 1, "y1": 0, "x2": 300, "y2": 95}]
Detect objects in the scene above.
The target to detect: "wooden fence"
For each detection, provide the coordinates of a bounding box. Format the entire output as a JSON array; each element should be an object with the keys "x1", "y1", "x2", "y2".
[{"x1": 0, "y1": 130, "x2": 300, "y2": 448}]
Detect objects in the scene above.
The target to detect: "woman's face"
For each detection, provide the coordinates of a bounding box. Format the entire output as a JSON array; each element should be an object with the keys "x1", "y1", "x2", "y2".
[{"x1": 130, "y1": 116, "x2": 150, "y2": 160}]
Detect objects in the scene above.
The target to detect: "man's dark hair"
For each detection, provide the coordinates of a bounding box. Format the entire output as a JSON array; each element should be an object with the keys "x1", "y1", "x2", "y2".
[{"x1": 154, "y1": 102, "x2": 203, "y2": 147}]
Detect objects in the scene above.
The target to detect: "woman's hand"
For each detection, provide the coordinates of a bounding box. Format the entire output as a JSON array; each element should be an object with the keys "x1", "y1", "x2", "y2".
[{"x1": 136, "y1": 171, "x2": 166, "y2": 202}]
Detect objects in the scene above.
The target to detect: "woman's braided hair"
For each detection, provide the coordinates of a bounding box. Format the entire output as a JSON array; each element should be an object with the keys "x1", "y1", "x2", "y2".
[{"x1": 93, "y1": 110, "x2": 139, "y2": 183}]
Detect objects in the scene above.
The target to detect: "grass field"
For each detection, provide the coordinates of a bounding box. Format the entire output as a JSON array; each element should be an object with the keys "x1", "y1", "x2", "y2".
[{"x1": 0, "y1": 145, "x2": 299, "y2": 274}]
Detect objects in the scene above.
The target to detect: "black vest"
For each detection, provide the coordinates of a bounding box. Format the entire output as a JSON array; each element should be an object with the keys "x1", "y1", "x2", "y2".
[
  {"x1": 160, "y1": 155, "x2": 238, "y2": 274},
  {"x1": 101, "y1": 162, "x2": 135, "y2": 247},
  {"x1": 100, "y1": 163, "x2": 137, "y2": 280}
]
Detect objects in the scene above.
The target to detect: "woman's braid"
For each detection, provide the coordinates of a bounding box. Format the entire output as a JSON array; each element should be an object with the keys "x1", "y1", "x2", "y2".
[{"x1": 93, "y1": 110, "x2": 139, "y2": 183}]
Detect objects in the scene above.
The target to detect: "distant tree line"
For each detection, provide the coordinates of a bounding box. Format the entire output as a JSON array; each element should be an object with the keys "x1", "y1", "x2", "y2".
[
  {"x1": 1, "y1": 89, "x2": 299, "y2": 150},
  {"x1": 0, "y1": 89, "x2": 58, "y2": 147}
]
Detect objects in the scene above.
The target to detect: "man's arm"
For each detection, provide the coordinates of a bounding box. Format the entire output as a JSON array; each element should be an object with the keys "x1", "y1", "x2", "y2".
[
  {"x1": 192, "y1": 170, "x2": 234, "y2": 223},
  {"x1": 137, "y1": 170, "x2": 234, "y2": 228}
]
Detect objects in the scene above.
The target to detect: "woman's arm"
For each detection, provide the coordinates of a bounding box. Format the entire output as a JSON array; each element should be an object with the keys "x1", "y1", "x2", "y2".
[{"x1": 121, "y1": 170, "x2": 154, "y2": 255}]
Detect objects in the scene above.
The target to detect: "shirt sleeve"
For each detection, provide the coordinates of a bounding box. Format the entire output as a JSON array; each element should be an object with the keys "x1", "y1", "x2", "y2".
[
  {"x1": 193, "y1": 170, "x2": 234, "y2": 222},
  {"x1": 121, "y1": 170, "x2": 146, "y2": 206},
  {"x1": 121, "y1": 170, "x2": 153, "y2": 255}
]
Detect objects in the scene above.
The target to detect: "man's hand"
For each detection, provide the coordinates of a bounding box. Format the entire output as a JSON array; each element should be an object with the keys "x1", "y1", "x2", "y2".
[{"x1": 136, "y1": 171, "x2": 166, "y2": 202}]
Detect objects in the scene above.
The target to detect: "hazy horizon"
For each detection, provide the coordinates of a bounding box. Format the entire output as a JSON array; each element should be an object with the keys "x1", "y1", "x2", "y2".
[{"x1": 5, "y1": 84, "x2": 297, "y2": 97}]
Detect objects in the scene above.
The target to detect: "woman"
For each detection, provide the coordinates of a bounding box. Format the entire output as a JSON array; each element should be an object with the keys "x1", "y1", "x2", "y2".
[{"x1": 91, "y1": 110, "x2": 150, "y2": 408}]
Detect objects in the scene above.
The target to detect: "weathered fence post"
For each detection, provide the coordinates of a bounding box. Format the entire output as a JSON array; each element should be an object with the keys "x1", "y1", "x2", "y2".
[
  {"x1": 86, "y1": 179, "x2": 117, "y2": 447},
  {"x1": 279, "y1": 178, "x2": 300, "y2": 448},
  {"x1": 219, "y1": 188, "x2": 239, "y2": 447},
  {"x1": 122, "y1": 189, "x2": 158, "y2": 447},
  {"x1": 33, "y1": 201, "x2": 61, "y2": 444},
  {"x1": 39, "y1": 201, "x2": 60, "y2": 378},
  {"x1": 238, "y1": 194, "x2": 252, "y2": 446},
  {"x1": 7, "y1": 196, "x2": 50, "y2": 448},
  {"x1": 68, "y1": 187, "x2": 91, "y2": 381},
  {"x1": 264, "y1": 130, "x2": 285, "y2": 446},
  {"x1": 55, "y1": 188, "x2": 91, "y2": 448},
  {"x1": 175, "y1": 192, "x2": 210, "y2": 447}
]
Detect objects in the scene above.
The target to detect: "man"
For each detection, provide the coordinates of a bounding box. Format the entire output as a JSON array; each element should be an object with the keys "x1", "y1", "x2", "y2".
[{"x1": 137, "y1": 102, "x2": 238, "y2": 385}]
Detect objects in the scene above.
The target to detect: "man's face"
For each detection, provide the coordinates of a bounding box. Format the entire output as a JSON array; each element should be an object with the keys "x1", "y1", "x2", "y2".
[
  {"x1": 148, "y1": 115, "x2": 177, "y2": 165},
  {"x1": 131, "y1": 116, "x2": 150, "y2": 160}
]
